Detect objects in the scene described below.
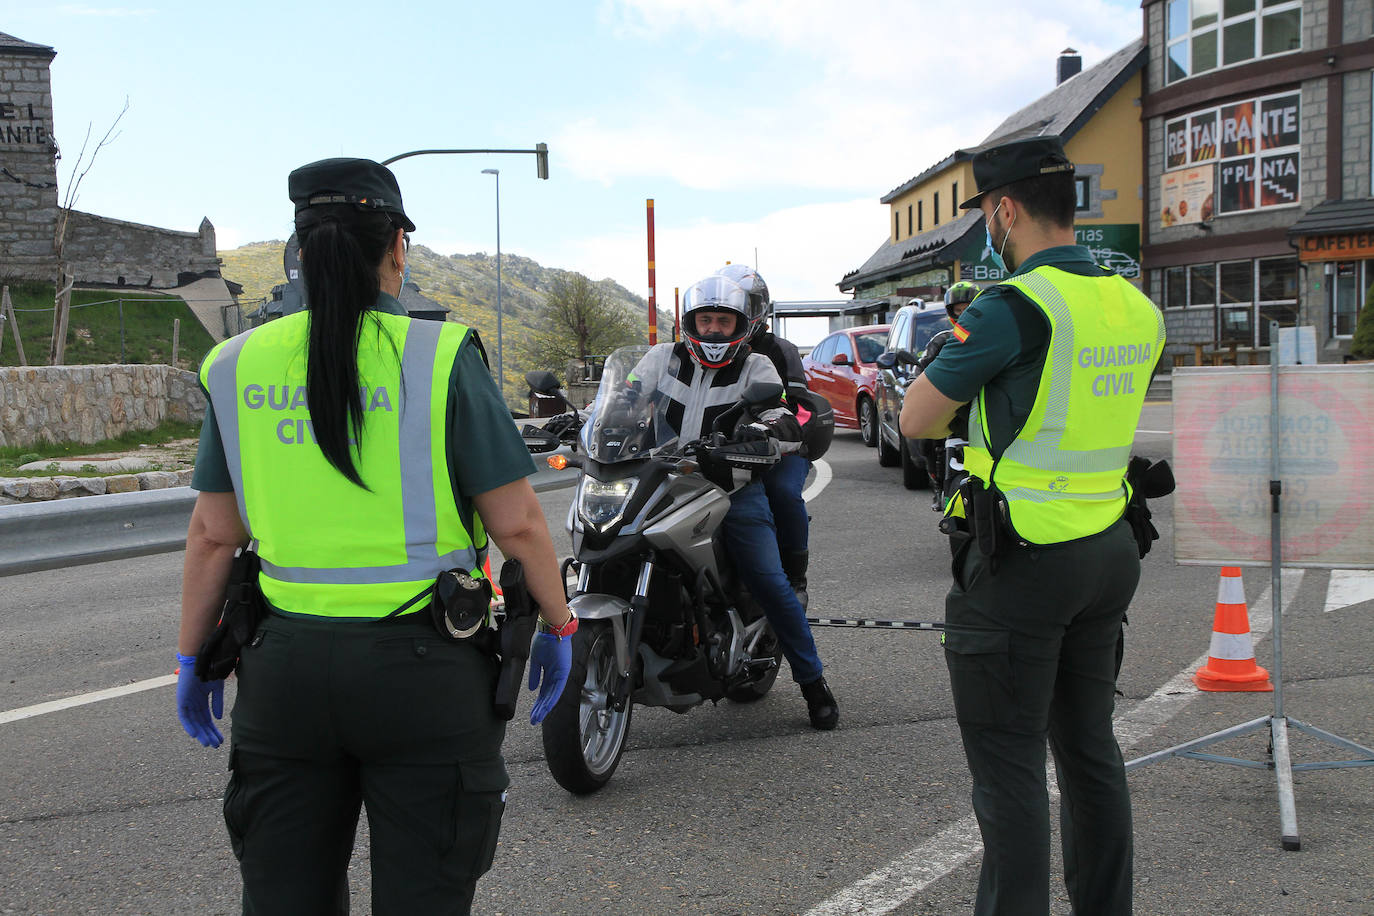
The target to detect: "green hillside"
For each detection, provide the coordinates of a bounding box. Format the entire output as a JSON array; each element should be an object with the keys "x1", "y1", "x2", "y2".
[
  {"x1": 0, "y1": 281, "x2": 215, "y2": 371},
  {"x1": 219, "y1": 241, "x2": 670, "y2": 407}
]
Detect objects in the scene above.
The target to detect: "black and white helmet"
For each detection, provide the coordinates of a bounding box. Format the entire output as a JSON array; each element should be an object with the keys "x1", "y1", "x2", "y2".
[
  {"x1": 714, "y1": 263, "x2": 771, "y2": 341},
  {"x1": 681, "y1": 275, "x2": 753, "y2": 369}
]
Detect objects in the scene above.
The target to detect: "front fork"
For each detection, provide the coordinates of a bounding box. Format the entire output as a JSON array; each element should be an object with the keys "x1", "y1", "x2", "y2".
[{"x1": 574, "y1": 559, "x2": 654, "y2": 712}]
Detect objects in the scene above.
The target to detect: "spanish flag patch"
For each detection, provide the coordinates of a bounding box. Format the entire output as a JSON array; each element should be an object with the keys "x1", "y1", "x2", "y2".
[{"x1": 951, "y1": 322, "x2": 971, "y2": 343}]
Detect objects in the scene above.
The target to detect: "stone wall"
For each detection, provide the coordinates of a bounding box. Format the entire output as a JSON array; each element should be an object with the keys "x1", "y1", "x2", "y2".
[
  {"x1": 63, "y1": 210, "x2": 221, "y2": 289},
  {"x1": 0, "y1": 35, "x2": 60, "y2": 282},
  {"x1": 0, "y1": 364, "x2": 206, "y2": 449}
]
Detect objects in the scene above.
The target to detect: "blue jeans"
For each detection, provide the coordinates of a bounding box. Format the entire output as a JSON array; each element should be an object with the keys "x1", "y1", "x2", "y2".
[
  {"x1": 762, "y1": 453, "x2": 810, "y2": 554},
  {"x1": 721, "y1": 482, "x2": 823, "y2": 684}
]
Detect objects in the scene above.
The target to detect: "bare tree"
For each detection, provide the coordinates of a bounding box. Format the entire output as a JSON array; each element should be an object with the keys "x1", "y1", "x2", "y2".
[
  {"x1": 49, "y1": 98, "x2": 129, "y2": 366},
  {"x1": 530, "y1": 273, "x2": 641, "y2": 380}
]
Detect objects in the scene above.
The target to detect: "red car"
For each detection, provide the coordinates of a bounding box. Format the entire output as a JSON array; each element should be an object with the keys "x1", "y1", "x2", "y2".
[{"x1": 801, "y1": 324, "x2": 890, "y2": 448}]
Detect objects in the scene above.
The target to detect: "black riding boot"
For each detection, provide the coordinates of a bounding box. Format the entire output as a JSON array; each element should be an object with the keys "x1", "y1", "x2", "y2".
[
  {"x1": 781, "y1": 549, "x2": 809, "y2": 611},
  {"x1": 800, "y1": 676, "x2": 839, "y2": 730}
]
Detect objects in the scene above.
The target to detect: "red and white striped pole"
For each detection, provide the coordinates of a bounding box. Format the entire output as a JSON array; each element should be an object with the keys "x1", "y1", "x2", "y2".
[{"x1": 646, "y1": 198, "x2": 657, "y2": 345}]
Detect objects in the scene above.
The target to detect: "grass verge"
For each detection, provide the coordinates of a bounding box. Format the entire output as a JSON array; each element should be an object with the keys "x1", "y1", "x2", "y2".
[{"x1": 0, "y1": 419, "x2": 202, "y2": 478}]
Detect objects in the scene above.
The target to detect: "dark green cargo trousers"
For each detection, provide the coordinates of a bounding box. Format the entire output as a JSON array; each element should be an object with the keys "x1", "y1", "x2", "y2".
[
  {"x1": 224, "y1": 611, "x2": 508, "y2": 916},
  {"x1": 943, "y1": 518, "x2": 1139, "y2": 916}
]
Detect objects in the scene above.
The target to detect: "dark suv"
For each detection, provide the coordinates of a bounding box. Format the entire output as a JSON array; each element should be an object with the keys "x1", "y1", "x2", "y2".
[{"x1": 873, "y1": 302, "x2": 951, "y2": 489}]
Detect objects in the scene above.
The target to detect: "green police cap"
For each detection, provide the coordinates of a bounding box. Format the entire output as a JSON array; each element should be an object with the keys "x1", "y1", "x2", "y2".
[
  {"x1": 958, "y1": 136, "x2": 1075, "y2": 210},
  {"x1": 288, "y1": 157, "x2": 416, "y2": 231}
]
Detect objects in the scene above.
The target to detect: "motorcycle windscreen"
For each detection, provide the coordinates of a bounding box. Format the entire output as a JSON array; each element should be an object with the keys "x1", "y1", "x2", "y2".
[{"x1": 579, "y1": 344, "x2": 680, "y2": 463}]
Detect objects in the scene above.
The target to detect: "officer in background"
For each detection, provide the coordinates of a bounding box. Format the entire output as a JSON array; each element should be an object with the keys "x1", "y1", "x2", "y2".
[
  {"x1": 175, "y1": 158, "x2": 574, "y2": 914},
  {"x1": 900, "y1": 136, "x2": 1164, "y2": 916}
]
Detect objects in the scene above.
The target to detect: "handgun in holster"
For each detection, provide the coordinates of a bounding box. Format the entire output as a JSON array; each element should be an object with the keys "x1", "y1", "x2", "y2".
[
  {"x1": 492, "y1": 558, "x2": 540, "y2": 721},
  {"x1": 195, "y1": 546, "x2": 266, "y2": 682}
]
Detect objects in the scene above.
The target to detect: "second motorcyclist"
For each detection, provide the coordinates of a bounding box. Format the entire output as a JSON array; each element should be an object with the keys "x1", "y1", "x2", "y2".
[
  {"x1": 914, "y1": 281, "x2": 979, "y2": 514},
  {"x1": 625, "y1": 274, "x2": 839, "y2": 730}
]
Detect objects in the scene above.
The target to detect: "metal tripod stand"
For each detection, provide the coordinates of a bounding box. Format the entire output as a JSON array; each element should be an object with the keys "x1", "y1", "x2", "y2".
[{"x1": 1125, "y1": 323, "x2": 1374, "y2": 850}]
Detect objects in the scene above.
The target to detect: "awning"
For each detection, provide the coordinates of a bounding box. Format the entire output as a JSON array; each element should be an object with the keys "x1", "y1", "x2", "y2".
[
  {"x1": 771, "y1": 298, "x2": 891, "y2": 318},
  {"x1": 1286, "y1": 198, "x2": 1374, "y2": 237}
]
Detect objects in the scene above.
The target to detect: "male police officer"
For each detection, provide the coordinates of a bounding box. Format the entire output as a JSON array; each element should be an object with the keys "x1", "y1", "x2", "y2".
[{"x1": 900, "y1": 135, "x2": 1164, "y2": 916}]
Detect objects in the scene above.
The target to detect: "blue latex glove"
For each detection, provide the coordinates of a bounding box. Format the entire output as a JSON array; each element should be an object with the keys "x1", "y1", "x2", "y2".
[
  {"x1": 527, "y1": 631, "x2": 572, "y2": 725},
  {"x1": 176, "y1": 653, "x2": 225, "y2": 748}
]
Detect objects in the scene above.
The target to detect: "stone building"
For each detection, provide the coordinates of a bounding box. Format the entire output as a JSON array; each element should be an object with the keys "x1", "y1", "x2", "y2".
[
  {"x1": 1141, "y1": 0, "x2": 1374, "y2": 363},
  {"x1": 0, "y1": 31, "x2": 222, "y2": 294}
]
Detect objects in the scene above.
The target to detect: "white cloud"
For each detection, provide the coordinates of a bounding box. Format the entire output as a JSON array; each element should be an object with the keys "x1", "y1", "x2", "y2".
[{"x1": 566, "y1": 0, "x2": 1141, "y2": 194}]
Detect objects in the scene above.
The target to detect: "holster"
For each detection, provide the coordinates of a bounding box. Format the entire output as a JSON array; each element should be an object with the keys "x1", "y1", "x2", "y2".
[
  {"x1": 1123, "y1": 457, "x2": 1176, "y2": 559},
  {"x1": 430, "y1": 569, "x2": 493, "y2": 640},
  {"x1": 965, "y1": 477, "x2": 1003, "y2": 561},
  {"x1": 493, "y1": 559, "x2": 540, "y2": 722},
  {"x1": 195, "y1": 546, "x2": 266, "y2": 682}
]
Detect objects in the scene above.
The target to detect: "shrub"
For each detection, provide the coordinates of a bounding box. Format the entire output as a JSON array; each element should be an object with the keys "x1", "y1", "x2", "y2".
[{"x1": 1352, "y1": 282, "x2": 1374, "y2": 360}]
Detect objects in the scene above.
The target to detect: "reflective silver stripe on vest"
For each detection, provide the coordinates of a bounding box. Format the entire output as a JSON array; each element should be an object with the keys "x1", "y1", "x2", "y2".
[
  {"x1": 209, "y1": 317, "x2": 476, "y2": 587},
  {"x1": 999, "y1": 272, "x2": 1132, "y2": 479},
  {"x1": 999, "y1": 485, "x2": 1125, "y2": 504},
  {"x1": 205, "y1": 330, "x2": 257, "y2": 536}
]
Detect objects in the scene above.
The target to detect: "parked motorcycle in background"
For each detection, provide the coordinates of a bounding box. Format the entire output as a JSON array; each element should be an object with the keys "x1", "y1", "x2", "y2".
[{"x1": 521, "y1": 346, "x2": 786, "y2": 794}]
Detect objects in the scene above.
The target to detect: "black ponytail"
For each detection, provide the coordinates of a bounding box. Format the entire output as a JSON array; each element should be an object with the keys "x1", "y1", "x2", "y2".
[{"x1": 294, "y1": 204, "x2": 396, "y2": 487}]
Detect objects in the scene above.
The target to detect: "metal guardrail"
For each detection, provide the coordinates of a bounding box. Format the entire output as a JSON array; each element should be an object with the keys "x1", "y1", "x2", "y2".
[{"x1": 0, "y1": 463, "x2": 578, "y2": 578}]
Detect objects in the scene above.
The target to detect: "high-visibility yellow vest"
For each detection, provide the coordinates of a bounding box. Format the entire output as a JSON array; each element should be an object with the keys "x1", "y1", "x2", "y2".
[
  {"x1": 960, "y1": 266, "x2": 1165, "y2": 545},
  {"x1": 199, "y1": 311, "x2": 485, "y2": 618}
]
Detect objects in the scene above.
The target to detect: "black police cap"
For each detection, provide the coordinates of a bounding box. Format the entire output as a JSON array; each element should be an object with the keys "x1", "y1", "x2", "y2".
[
  {"x1": 958, "y1": 136, "x2": 1075, "y2": 210},
  {"x1": 288, "y1": 157, "x2": 416, "y2": 231}
]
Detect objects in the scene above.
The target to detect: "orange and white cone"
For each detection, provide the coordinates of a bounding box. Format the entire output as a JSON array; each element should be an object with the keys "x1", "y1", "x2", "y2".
[{"x1": 1192, "y1": 566, "x2": 1273, "y2": 692}]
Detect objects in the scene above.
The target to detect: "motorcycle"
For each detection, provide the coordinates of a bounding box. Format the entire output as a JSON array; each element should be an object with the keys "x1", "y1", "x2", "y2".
[{"x1": 521, "y1": 345, "x2": 787, "y2": 795}]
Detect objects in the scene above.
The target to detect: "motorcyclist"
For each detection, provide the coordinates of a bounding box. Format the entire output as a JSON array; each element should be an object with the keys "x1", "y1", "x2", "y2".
[
  {"x1": 713, "y1": 264, "x2": 832, "y2": 610},
  {"x1": 626, "y1": 274, "x2": 839, "y2": 730},
  {"x1": 915, "y1": 281, "x2": 979, "y2": 514}
]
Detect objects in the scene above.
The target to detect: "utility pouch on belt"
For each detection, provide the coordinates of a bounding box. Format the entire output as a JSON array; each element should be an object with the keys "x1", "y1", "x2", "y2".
[
  {"x1": 493, "y1": 559, "x2": 540, "y2": 721},
  {"x1": 430, "y1": 569, "x2": 493, "y2": 640},
  {"x1": 195, "y1": 546, "x2": 266, "y2": 682}
]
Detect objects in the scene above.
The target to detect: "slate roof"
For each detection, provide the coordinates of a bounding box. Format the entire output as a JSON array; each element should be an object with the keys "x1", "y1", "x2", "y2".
[
  {"x1": 842, "y1": 39, "x2": 1147, "y2": 292},
  {"x1": 0, "y1": 32, "x2": 55, "y2": 57},
  {"x1": 1286, "y1": 198, "x2": 1374, "y2": 236}
]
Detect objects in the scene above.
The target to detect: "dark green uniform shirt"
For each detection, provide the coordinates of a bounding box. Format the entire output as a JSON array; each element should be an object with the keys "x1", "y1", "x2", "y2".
[
  {"x1": 922, "y1": 245, "x2": 1112, "y2": 458},
  {"x1": 191, "y1": 292, "x2": 535, "y2": 500}
]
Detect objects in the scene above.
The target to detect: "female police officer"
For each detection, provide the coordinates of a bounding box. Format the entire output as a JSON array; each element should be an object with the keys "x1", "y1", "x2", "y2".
[{"x1": 174, "y1": 158, "x2": 574, "y2": 915}]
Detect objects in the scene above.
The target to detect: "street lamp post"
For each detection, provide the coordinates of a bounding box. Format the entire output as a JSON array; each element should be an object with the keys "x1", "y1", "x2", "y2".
[{"x1": 481, "y1": 168, "x2": 503, "y2": 404}]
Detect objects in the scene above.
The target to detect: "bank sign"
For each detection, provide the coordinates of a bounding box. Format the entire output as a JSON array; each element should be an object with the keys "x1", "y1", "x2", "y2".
[{"x1": 958, "y1": 224, "x2": 1141, "y2": 282}]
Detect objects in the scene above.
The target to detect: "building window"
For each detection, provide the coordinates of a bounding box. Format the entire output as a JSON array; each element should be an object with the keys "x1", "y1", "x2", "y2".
[
  {"x1": 1166, "y1": 0, "x2": 1301, "y2": 84},
  {"x1": 1075, "y1": 176, "x2": 1092, "y2": 211},
  {"x1": 1164, "y1": 90, "x2": 1301, "y2": 216},
  {"x1": 1332, "y1": 261, "x2": 1365, "y2": 337},
  {"x1": 1190, "y1": 263, "x2": 1217, "y2": 306},
  {"x1": 918, "y1": 200, "x2": 924, "y2": 232},
  {"x1": 933, "y1": 192, "x2": 940, "y2": 226},
  {"x1": 1165, "y1": 266, "x2": 1188, "y2": 307},
  {"x1": 907, "y1": 205, "x2": 913, "y2": 236},
  {"x1": 1213, "y1": 257, "x2": 1298, "y2": 346},
  {"x1": 894, "y1": 212, "x2": 899, "y2": 240},
  {"x1": 952, "y1": 182, "x2": 958, "y2": 217}
]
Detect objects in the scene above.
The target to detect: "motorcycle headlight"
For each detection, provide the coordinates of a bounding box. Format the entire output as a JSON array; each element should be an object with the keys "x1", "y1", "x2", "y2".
[{"x1": 578, "y1": 477, "x2": 637, "y2": 532}]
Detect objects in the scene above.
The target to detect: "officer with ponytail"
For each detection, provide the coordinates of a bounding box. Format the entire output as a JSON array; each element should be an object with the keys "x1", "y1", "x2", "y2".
[{"x1": 175, "y1": 158, "x2": 573, "y2": 915}]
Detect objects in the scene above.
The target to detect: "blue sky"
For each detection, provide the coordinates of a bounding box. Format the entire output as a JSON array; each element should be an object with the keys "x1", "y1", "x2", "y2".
[{"x1": 4, "y1": 0, "x2": 1141, "y2": 342}]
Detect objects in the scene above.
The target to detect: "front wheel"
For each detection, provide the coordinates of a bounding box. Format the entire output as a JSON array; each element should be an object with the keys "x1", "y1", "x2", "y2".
[
  {"x1": 858, "y1": 397, "x2": 878, "y2": 448},
  {"x1": 541, "y1": 620, "x2": 632, "y2": 794}
]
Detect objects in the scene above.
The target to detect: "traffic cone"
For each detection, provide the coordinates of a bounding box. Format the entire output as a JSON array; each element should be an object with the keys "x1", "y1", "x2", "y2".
[
  {"x1": 1193, "y1": 566, "x2": 1273, "y2": 692},
  {"x1": 482, "y1": 554, "x2": 503, "y2": 599}
]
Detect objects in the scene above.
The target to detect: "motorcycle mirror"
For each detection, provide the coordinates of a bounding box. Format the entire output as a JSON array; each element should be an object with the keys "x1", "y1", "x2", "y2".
[{"x1": 874, "y1": 351, "x2": 896, "y2": 370}]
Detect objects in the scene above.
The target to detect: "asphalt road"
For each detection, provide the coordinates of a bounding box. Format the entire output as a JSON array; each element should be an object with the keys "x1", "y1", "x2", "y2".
[{"x1": 2, "y1": 402, "x2": 1372, "y2": 915}]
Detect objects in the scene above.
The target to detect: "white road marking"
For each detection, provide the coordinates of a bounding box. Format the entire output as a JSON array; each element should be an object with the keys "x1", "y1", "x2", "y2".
[
  {"x1": 802, "y1": 458, "x2": 832, "y2": 503},
  {"x1": 1324, "y1": 569, "x2": 1374, "y2": 613},
  {"x1": 804, "y1": 569, "x2": 1304, "y2": 916},
  {"x1": 0, "y1": 674, "x2": 178, "y2": 726}
]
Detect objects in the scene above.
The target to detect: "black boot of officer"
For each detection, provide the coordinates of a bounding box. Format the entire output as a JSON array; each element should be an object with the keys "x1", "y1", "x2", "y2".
[{"x1": 781, "y1": 549, "x2": 809, "y2": 611}]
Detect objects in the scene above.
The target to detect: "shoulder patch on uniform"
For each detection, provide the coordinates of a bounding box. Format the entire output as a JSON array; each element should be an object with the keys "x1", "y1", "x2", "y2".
[{"x1": 951, "y1": 322, "x2": 971, "y2": 343}]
